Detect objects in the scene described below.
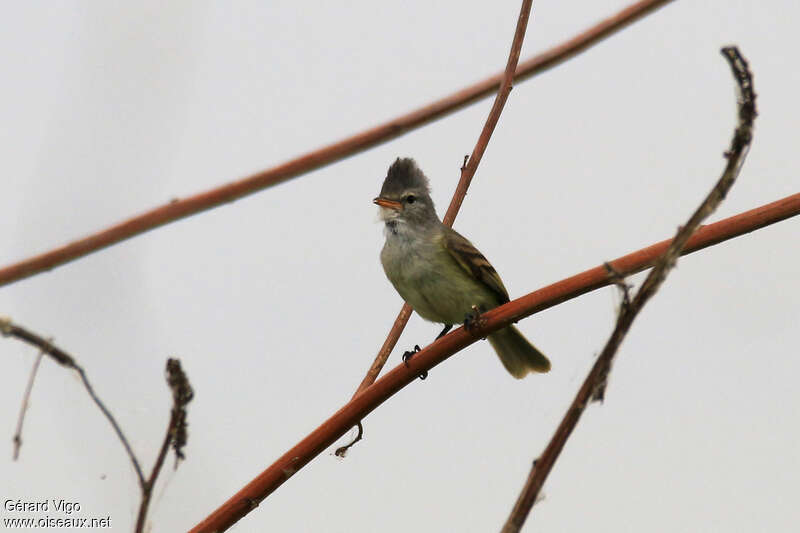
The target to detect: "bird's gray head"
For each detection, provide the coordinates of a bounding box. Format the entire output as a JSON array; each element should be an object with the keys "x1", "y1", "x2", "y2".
[{"x1": 373, "y1": 158, "x2": 439, "y2": 231}]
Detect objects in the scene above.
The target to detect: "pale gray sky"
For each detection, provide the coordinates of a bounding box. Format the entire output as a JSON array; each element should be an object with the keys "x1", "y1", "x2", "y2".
[{"x1": 1, "y1": 2, "x2": 798, "y2": 532}]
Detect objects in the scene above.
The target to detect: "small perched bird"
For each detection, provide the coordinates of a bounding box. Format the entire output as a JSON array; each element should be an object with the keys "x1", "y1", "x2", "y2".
[{"x1": 374, "y1": 158, "x2": 550, "y2": 378}]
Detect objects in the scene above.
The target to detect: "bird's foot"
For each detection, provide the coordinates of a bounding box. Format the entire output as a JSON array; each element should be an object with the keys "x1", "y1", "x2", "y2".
[
  {"x1": 402, "y1": 345, "x2": 420, "y2": 365},
  {"x1": 464, "y1": 305, "x2": 487, "y2": 332},
  {"x1": 402, "y1": 345, "x2": 427, "y2": 380}
]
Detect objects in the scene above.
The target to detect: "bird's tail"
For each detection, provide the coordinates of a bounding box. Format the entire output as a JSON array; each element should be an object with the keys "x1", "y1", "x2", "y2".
[{"x1": 487, "y1": 325, "x2": 551, "y2": 378}]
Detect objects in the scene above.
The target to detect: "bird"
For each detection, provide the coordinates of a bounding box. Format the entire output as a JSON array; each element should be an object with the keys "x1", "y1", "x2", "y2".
[{"x1": 374, "y1": 157, "x2": 550, "y2": 378}]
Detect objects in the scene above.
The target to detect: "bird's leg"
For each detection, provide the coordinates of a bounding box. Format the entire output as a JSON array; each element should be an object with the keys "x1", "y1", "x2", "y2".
[
  {"x1": 402, "y1": 325, "x2": 450, "y2": 382},
  {"x1": 404, "y1": 324, "x2": 451, "y2": 366}
]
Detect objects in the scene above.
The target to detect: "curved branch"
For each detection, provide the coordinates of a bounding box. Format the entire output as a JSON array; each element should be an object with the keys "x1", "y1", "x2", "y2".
[
  {"x1": 0, "y1": 318, "x2": 146, "y2": 486},
  {"x1": 1, "y1": 319, "x2": 194, "y2": 533},
  {"x1": 190, "y1": 191, "x2": 800, "y2": 533},
  {"x1": 501, "y1": 45, "x2": 758, "y2": 533},
  {"x1": 0, "y1": 0, "x2": 675, "y2": 288}
]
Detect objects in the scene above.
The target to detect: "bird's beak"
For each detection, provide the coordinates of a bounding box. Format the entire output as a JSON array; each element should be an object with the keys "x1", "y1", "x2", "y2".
[{"x1": 373, "y1": 197, "x2": 402, "y2": 210}]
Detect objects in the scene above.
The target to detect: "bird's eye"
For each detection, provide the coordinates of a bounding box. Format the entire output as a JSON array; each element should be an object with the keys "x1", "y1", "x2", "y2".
[{"x1": 405, "y1": 195, "x2": 416, "y2": 204}]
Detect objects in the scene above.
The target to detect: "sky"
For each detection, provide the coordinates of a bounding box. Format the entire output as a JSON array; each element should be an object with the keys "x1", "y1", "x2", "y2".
[{"x1": 1, "y1": 1, "x2": 798, "y2": 532}]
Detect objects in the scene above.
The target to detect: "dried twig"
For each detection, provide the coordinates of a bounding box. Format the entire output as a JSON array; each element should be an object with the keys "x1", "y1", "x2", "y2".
[
  {"x1": 333, "y1": 421, "x2": 363, "y2": 458},
  {"x1": 135, "y1": 358, "x2": 194, "y2": 533},
  {"x1": 0, "y1": 317, "x2": 193, "y2": 533},
  {"x1": 350, "y1": 304, "x2": 413, "y2": 399},
  {"x1": 0, "y1": 316, "x2": 146, "y2": 485},
  {"x1": 188, "y1": 194, "x2": 800, "y2": 533},
  {"x1": 603, "y1": 262, "x2": 632, "y2": 318},
  {"x1": 500, "y1": 46, "x2": 757, "y2": 533},
  {"x1": 0, "y1": 0, "x2": 675, "y2": 289},
  {"x1": 12, "y1": 347, "x2": 45, "y2": 460}
]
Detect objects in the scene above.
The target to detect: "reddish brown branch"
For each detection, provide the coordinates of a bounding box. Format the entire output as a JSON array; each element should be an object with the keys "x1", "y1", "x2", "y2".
[
  {"x1": 348, "y1": 0, "x2": 533, "y2": 405},
  {"x1": 501, "y1": 46, "x2": 757, "y2": 532},
  {"x1": 339, "y1": 0, "x2": 533, "y2": 458},
  {"x1": 190, "y1": 189, "x2": 798, "y2": 533},
  {"x1": 352, "y1": 304, "x2": 413, "y2": 396},
  {"x1": 0, "y1": 0, "x2": 675, "y2": 288},
  {"x1": 442, "y1": 0, "x2": 532, "y2": 227},
  {"x1": 338, "y1": 0, "x2": 533, "y2": 458}
]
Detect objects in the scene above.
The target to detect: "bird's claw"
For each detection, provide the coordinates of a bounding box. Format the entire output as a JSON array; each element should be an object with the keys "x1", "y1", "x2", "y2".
[
  {"x1": 464, "y1": 305, "x2": 486, "y2": 331},
  {"x1": 402, "y1": 345, "x2": 421, "y2": 365},
  {"x1": 402, "y1": 345, "x2": 428, "y2": 380}
]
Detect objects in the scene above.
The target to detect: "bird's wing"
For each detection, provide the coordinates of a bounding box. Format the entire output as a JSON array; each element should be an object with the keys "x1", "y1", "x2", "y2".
[{"x1": 442, "y1": 226, "x2": 510, "y2": 304}]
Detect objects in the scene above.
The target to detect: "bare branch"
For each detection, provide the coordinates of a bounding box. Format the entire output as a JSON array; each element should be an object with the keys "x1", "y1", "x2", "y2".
[
  {"x1": 1, "y1": 317, "x2": 146, "y2": 486},
  {"x1": 441, "y1": 0, "x2": 532, "y2": 227},
  {"x1": 188, "y1": 192, "x2": 800, "y2": 533},
  {"x1": 500, "y1": 46, "x2": 757, "y2": 533},
  {"x1": 333, "y1": 422, "x2": 363, "y2": 458},
  {"x1": 135, "y1": 358, "x2": 194, "y2": 533},
  {"x1": 603, "y1": 262, "x2": 632, "y2": 319},
  {"x1": 351, "y1": 304, "x2": 413, "y2": 398},
  {"x1": 344, "y1": 0, "x2": 534, "y2": 453},
  {"x1": 0, "y1": 0, "x2": 676, "y2": 288},
  {"x1": 1, "y1": 317, "x2": 194, "y2": 533},
  {"x1": 12, "y1": 347, "x2": 45, "y2": 460}
]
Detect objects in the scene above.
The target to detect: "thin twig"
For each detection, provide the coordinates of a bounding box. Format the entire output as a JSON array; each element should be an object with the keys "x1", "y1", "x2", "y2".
[
  {"x1": 353, "y1": 0, "x2": 535, "y2": 386},
  {"x1": 337, "y1": 304, "x2": 411, "y2": 456},
  {"x1": 333, "y1": 422, "x2": 363, "y2": 458},
  {"x1": 1, "y1": 319, "x2": 75, "y2": 366},
  {"x1": 500, "y1": 46, "x2": 757, "y2": 533},
  {"x1": 442, "y1": 0, "x2": 532, "y2": 227},
  {"x1": 73, "y1": 365, "x2": 145, "y2": 485},
  {"x1": 188, "y1": 199, "x2": 800, "y2": 532},
  {"x1": 135, "y1": 358, "x2": 193, "y2": 533},
  {"x1": 2, "y1": 319, "x2": 194, "y2": 532},
  {"x1": 351, "y1": 304, "x2": 413, "y2": 398},
  {"x1": 0, "y1": 0, "x2": 676, "y2": 289},
  {"x1": 135, "y1": 409, "x2": 177, "y2": 533},
  {"x1": 0, "y1": 317, "x2": 146, "y2": 486},
  {"x1": 339, "y1": 0, "x2": 534, "y2": 455},
  {"x1": 603, "y1": 262, "x2": 632, "y2": 320},
  {"x1": 12, "y1": 347, "x2": 45, "y2": 460}
]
